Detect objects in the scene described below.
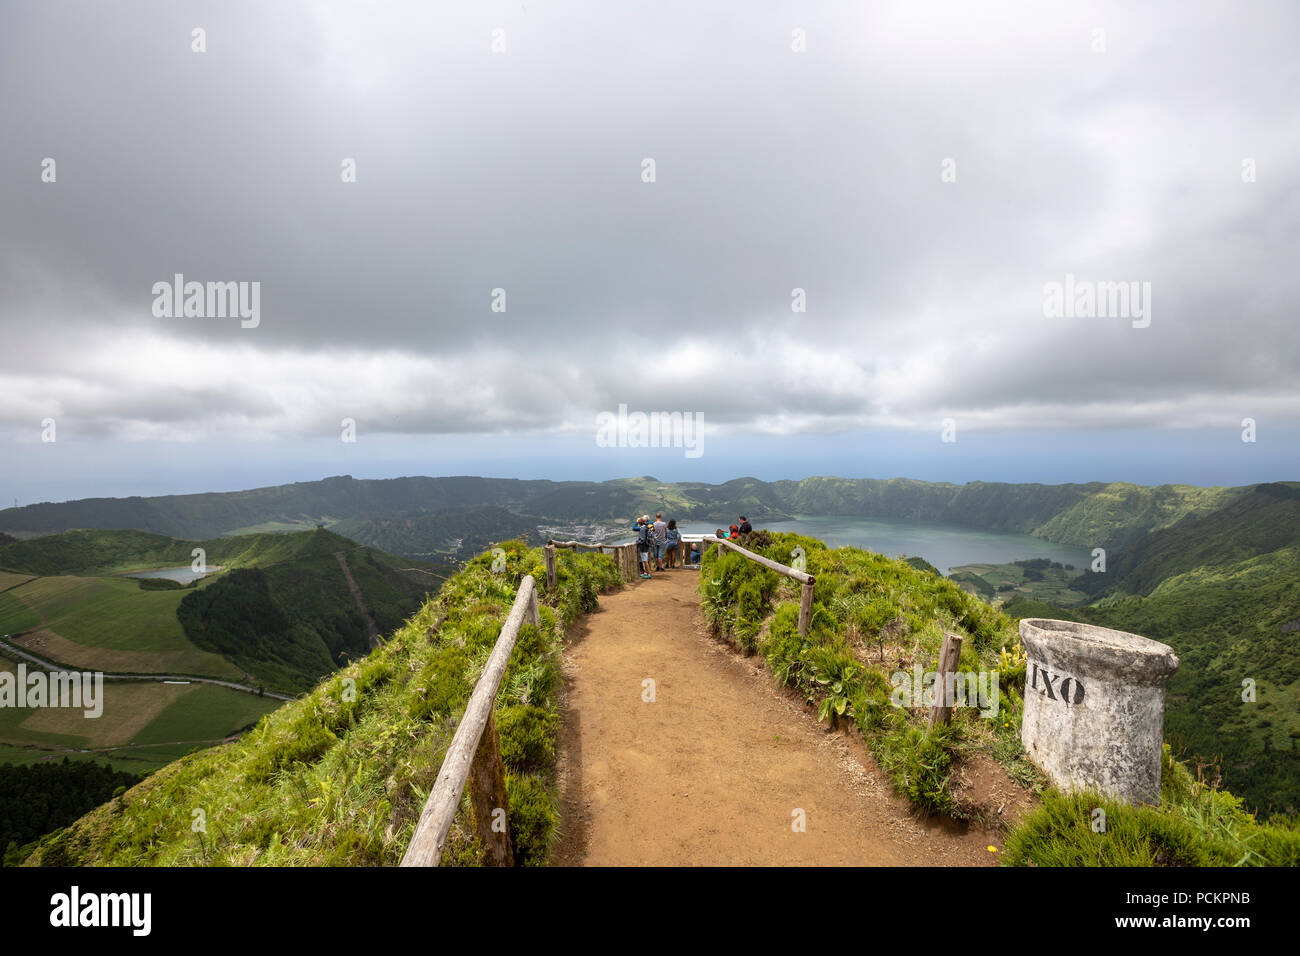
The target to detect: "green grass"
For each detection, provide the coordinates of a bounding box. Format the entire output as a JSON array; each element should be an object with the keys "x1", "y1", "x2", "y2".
[
  {"x1": 130, "y1": 683, "x2": 279, "y2": 745},
  {"x1": 0, "y1": 527, "x2": 355, "y2": 577},
  {"x1": 11, "y1": 575, "x2": 203, "y2": 652},
  {"x1": 950, "y1": 560, "x2": 1090, "y2": 607},
  {"x1": 1003, "y1": 748, "x2": 1300, "y2": 866},
  {"x1": 698, "y1": 532, "x2": 1294, "y2": 865},
  {"x1": 0, "y1": 653, "x2": 279, "y2": 773},
  {"x1": 700, "y1": 530, "x2": 1020, "y2": 816},
  {"x1": 0, "y1": 591, "x2": 40, "y2": 634},
  {"x1": 22, "y1": 541, "x2": 622, "y2": 866}
]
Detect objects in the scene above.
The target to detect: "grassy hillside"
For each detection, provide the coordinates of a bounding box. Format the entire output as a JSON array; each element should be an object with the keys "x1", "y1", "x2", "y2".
[
  {"x1": 2, "y1": 760, "x2": 141, "y2": 865},
  {"x1": 699, "y1": 530, "x2": 1032, "y2": 818},
  {"x1": 0, "y1": 525, "x2": 370, "y2": 577},
  {"x1": 949, "y1": 558, "x2": 1092, "y2": 607},
  {"x1": 21, "y1": 542, "x2": 621, "y2": 866},
  {"x1": 1, "y1": 574, "x2": 244, "y2": 678},
  {"x1": 331, "y1": 506, "x2": 543, "y2": 559},
  {"x1": 699, "y1": 531, "x2": 1300, "y2": 865},
  {"x1": 1, "y1": 474, "x2": 1245, "y2": 557},
  {"x1": 0, "y1": 529, "x2": 445, "y2": 694},
  {"x1": 0, "y1": 476, "x2": 555, "y2": 540},
  {"x1": 1076, "y1": 482, "x2": 1299, "y2": 597},
  {"x1": 1032, "y1": 482, "x2": 1237, "y2": 551},
  {"x1": 995, "y1": 483, "x2": 1300, "y2": 817},
  {"x1": 0, "y1": 652, "x2": 279, "y2": 773}
]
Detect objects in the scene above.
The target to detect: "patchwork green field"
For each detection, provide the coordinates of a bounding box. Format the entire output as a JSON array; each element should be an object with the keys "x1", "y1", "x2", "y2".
[
  {"x1": 0, "y1": 654, "x2": 278, "y2": 773},
  {"x1": 0, "y1": 571, "x2": 34, "y2": 593},
  {"x1": 0, "y1": 591, "x2": 40, "y2": 634},
  {"x1": 0, "y1": 574, "x2": 244, "y2": 679},
  {"x1": 949, "y1": 559, "x2": 1091, "y2": 607}
]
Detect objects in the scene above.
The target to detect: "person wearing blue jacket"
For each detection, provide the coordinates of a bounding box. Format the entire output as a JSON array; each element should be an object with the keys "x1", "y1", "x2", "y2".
[{"x1": 634, "y1": 516, "x2": 653, "y2": 579}]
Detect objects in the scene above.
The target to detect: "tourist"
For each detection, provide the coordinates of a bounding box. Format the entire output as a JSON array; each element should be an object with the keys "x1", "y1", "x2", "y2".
[
  {"x1": 652, "y1": 512, "x2": 667, "y2": 571},
  {"x1": 664, "y1": 519, "x2": 680, "y2": 568},
  {"x1": 715, "y1": 527, "x2": 727, "y2": 539},
  {"x1": 738, "y1": 515, "x2": 753, "y2": 535},
  {"x1": 728, "y1": 523, "x2": 740, "y2": 539},
  {"x1": 635, "y1": 516, "x2": 653, "y2": 578}
]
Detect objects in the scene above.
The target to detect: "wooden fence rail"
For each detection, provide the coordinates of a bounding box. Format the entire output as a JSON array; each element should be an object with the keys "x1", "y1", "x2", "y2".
[
  {"x1": 704, "y1": 535, "x2": 817, "y2": 637},
  {"x1": 401, "y1": 574, "x2": 541, "y2": 867},
  {"x1": 545, "y1": 539, "x2": 638, "y2": 586}
]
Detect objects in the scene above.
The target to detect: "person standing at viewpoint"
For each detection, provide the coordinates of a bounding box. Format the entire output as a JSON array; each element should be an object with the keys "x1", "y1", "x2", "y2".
[
  {"x1": 664, "y1": 519, "x2": 680, "y2": 568},
  {"x1": 652, "y1": 512, "x2": 668, "y2": 571},
  {"x1": 635, "y1": 516, "x2": 653, "y2": 579}
]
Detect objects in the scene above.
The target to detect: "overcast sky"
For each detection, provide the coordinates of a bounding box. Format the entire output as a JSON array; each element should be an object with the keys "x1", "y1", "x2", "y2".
[{"x1": 2, "y1": 0, "x2": 1297, "y2": 503}]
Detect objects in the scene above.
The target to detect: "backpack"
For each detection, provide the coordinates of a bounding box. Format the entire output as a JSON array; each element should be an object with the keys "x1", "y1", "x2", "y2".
[{"x1": 636, "y1": 525, "x2": 651, "y2": 548}]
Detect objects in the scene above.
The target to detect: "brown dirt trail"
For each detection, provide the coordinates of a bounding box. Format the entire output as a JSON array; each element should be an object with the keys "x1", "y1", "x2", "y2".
[{"x1": 552, "y1": 569, "x2": 999, "y2": 866}]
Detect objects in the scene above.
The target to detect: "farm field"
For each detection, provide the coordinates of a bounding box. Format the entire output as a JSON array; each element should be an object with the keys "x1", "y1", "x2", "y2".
[
  {"x1": 0, "y1": 654, "x2": 278, "y2": 772},
  {"x1": 948, "y1": 560, "x2": 1091, "y2": 607},
  {"x1": 0, "y1": 590, "x2": 40, "y2": 634},
  {"x1": 0, "y1": 574, "x2": 245, "y2": 678},
  {"x1": 0, "y1": 571, "x2": 35, "y2": 592}
]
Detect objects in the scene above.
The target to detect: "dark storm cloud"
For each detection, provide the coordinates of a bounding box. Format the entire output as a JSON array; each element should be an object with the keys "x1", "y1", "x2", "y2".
[{"x1": 1, "y1": 0, "x2": 1297, "y2": 443}]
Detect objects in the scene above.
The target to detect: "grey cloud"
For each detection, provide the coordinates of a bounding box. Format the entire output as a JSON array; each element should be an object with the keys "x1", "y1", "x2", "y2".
[{"x1": 1, "y1": 0, "x2": 1297, "y2": 445}]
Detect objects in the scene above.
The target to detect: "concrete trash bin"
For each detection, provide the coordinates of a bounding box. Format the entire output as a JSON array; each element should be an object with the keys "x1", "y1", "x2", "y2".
[{"x1": 1018, "y1": 618, "x2": 1179, "y2": 806}]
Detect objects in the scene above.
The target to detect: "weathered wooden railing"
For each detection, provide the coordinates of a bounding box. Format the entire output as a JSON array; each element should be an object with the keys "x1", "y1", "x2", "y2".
[
  {"x1": 703, "y1": 535, "x2": 817, "y2": 636},
  {"x1": 545, "y1": 539, "x2": 638, "y2": 586},
  {"x1": 401, "y1": 575, "x2": 540, "y2": 867}
]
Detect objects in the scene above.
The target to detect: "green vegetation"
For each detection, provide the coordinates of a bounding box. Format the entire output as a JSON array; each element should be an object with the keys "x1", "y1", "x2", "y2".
[
  {"x1": 0, "y1": 590, "x2": 40, "y2": 634},
  {"x1": 1003, "y1": 748, "x2": 1300, "y2": 866},
  {"x1": 0, "y1": 652, "x2": 280, "y2": 772},
  {"x1": 949, "y1": 557, "x2": 1092, "y2": 607},
  {"x1": 331, "y1": 506, "x2": 542, "y2": 559},
  {"x1": 698, "y1": 532, "x2": 1294, "y2": 866},
  {"x1": 700, "y1": 531, "x2": 1025, "y2": 818},
  {"x1": 23, "y1": 541, "x2": 621, "y2": 866},
  {"x1": 1, "y1": 759, "x2": 142, "y2": 866},
  {"x1": 0, "y1": 528, "x2": 443, "y2": 693},
  {"x1": 0, "y1": 474, "x2": 1247, "y2": 558},
  {"x1": 1007, "y1": 483, "x2": 1300, "y2": 818},
  {"x1": 176, "y1": 544, "x2": 440, "y2": 693},
  {"x1": 0, "y1": 573, "x2": 244, "y2": 679},
  {"x1": 0, "y1": 525, "x2": 385, "y2": 577}
]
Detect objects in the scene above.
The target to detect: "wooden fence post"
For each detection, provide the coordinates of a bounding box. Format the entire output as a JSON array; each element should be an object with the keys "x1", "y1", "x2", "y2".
[
  {"x1": 544, "y1": 543, "x2": 556, "y2": 590},
  {"x1": 929, "y1": 631, "x2": 964, "y2": 727},
  {"x1": 468, "y1": 709, "x2": 514, "y2": 866},
  {"x1": 797, "y1": 581, "x2": 815, "y2": 637},
  {"x1": 527, "y1": 588, "x2": 541, "y2": 628}
]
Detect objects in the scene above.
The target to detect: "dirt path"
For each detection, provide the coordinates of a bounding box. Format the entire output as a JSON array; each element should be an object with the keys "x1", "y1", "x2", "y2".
[
  {"x1": 552, "y1": 569, "x2": 999, "y2": 866},
  {"x1": 334, "y1": 551, "x2": 380, "y2": 648}
]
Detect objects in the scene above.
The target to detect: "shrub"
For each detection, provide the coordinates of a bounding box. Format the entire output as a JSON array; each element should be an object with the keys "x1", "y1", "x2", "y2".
[
  {"x1": 506, "y1": 772, "x2": 558, "y2": 865},
  {"x1": 498, "y1": 704, "x2": 559, "y2": 772}
]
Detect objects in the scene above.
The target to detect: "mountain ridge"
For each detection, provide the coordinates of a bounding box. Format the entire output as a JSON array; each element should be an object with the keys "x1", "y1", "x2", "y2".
[{"x1": 0, "y1": 474, "x2": 1247, "y2": 556}]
